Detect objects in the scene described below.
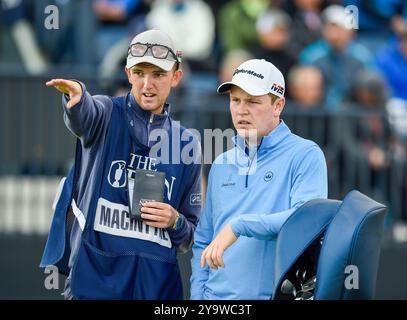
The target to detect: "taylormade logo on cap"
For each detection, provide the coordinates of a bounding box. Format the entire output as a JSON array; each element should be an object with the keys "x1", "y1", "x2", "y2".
[
  {"x1": 217, "y1": 59, "x2": 285, "y2": 98},
  {"x1": 233, "y1": 68, "x2": 265, "y2": 79}
]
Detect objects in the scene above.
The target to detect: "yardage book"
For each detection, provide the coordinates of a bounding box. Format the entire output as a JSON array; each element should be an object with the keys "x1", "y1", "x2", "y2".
[{"x1": 127, "y1": 169, "x2": 165, "y2": 221}]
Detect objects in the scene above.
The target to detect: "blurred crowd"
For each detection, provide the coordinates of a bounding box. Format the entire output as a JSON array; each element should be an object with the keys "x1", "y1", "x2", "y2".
[{"x1": 1, "y1": 0, "x2": 407, "y2": 219}]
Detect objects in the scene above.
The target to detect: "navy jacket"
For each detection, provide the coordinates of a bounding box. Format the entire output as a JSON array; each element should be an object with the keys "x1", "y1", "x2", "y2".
[{"x1": 40, "y1": 87, "x2": 202, "y2": 299}]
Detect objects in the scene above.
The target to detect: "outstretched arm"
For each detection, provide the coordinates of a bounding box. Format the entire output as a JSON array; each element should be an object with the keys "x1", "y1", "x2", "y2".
[{"x1": 46, "y1": 78, "x2": 113, "y2": 147}]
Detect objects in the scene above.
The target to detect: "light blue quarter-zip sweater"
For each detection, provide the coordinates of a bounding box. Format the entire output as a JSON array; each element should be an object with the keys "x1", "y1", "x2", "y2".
[{"x1": 190, "y1": 120, "x2": 327, "y2": 300}]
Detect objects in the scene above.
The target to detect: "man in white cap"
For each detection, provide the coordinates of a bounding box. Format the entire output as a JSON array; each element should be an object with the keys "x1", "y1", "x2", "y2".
[
  {"x1": 299, "y1": 4, "x2": 373, "y2": 111},
  {"x1": 42, "y1": 29, "x2": 202, "y2": 299},
  {"x1": 190, "y1": 59, "x2": 327, "y2": 299}
]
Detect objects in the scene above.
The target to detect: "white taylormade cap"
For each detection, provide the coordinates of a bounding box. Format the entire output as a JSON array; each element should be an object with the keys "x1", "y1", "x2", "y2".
[
  {"x1": 217, "y1": 59, "x2": 285, "y2": 98},
  {"x1": 126, "y1": 29, "x2": 180, "y2": 71}
]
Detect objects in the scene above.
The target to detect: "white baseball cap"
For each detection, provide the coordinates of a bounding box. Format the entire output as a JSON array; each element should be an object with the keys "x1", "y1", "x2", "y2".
[
  {"x1": 322, "y1": 5, "x2": 350, "y2": 30},
  {"x1": 126, "y1": 29, "x2": 180, "y2": 71},
  {"x1": 256, "y1": 9, "x2": 291, "y2": 34},
  {"x1": 217, "y1": 59, "x2": 285, "y2": 98}
]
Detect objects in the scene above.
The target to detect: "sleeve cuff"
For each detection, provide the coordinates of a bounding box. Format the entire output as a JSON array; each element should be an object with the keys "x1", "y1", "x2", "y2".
[{"x1": 229, "y1": 216, "x2": 242, "y2": 237}]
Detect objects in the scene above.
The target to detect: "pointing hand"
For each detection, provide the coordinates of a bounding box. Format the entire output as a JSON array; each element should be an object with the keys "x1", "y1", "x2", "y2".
[{"x1": 46, "y1": 79, "x2": 82, "y2": 109}]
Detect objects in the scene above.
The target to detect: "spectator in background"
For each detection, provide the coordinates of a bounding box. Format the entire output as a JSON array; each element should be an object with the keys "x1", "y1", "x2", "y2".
[
  {"x1": 343, "y1": 0, "x2": 407, "y2": 54},
  {"x1": 252, "y1": 9, "x2": 297, "y2": 80},
  {"x1": 94, "y1": 0, "x2": 143, "y2": 22},
  {"x1": 385, "y1": 97, "x2": 407, "y2": 224},
  {"x1": 96, "y1": 0, "x2": 151, "y2": 87},
  {"x1": 218, "y1": 49, "x2": 254, "y2": 84},
  {"x1": 0, "y1": 0, "x2": 48, "y2": 74},
  {"x1": 218, "y1": 0, "x2": 271, "y2": 54},
  {"x1": 339, "y1": 70, "x2": 392, "y2": 199},
  {"x1": 283, "y1": 65, "x2": 335, "y2": 182},
  {"x1": 347, "y1": 70, "x2": 389, "y2": 108},
  {"x1": 376, "y1": 31, "x2": 407, "y2": 102},
  {"x1": 286, "y1": 65, "x2": 324, "y2": 110},
  {"x1": 28, "y1": 0, "x2": 97, "y2": 68},
  {"x1": 285, "y1": 0, "x2": 324, "y2": 53},
  {"x1": 386, "y1": 98, "x2": 407, "y2": 163},
  {"x1": 146, "y1": 0, "x2": 215, "y2": 72},
  {"x1": 93, "y1": 0, "x2": 151, "y2": 64},
  {"x1": 300, "y1": 4, "x2": 373, "y2": 112}
]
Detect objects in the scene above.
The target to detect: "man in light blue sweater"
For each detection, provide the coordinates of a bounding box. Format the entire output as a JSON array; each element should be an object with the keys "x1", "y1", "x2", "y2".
[{"x1": 190, "y1": 59, "x2": 328, "y2": 299}]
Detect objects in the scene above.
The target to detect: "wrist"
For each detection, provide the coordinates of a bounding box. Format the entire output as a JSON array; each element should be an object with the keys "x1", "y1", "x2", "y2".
[{"x1": 172, "y1": 211, "x2": 181, "y2": 230}]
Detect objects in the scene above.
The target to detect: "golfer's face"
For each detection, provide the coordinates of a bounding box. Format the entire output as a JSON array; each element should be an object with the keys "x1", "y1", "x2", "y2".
[
  {"x1": 126, "y1": 63, "x2": 182, "y2": 114},
  {"x1": 229, "y1": 86, "x2": 281, "y2": 143}
]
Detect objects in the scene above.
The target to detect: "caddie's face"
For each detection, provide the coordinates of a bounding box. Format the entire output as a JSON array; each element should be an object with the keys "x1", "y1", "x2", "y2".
[
  {"x1": 125, "y1": 63, "x2": 182, "y2": 114},
  {"x1": 229, "y1": 86, "x2": 285, "y2": 144}
]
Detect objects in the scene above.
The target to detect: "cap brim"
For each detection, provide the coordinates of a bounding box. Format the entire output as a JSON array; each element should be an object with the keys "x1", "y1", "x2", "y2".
[
  {"x1": 126, "y1": 56, "x2": 175, "y2": 71},
  {"x1": 217, "y1": 81, "x2": 269, "y2": 96}
]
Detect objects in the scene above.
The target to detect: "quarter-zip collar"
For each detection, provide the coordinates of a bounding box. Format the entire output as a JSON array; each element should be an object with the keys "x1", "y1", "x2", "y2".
[
  {"x1": 231, "y1": 120, "x2": 291, "y2": 188},
  {"x1": 232, "y1": 120, "x2": 291, "y2": 156},
  {"x1": 126, "y1": 92, "x2": 171, "y2": 148},
  {"x1": 127, "y1": 92, "x2": 170, "y2": 127}
]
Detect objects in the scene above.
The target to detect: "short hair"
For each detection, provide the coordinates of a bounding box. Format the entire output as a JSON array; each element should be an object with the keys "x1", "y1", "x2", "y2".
[{"x1": 269, "y1": 93, "x2": 279, "y2": 104}]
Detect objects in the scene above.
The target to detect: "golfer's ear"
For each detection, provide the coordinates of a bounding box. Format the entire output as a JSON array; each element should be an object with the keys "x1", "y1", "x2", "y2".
[{"x1": 274, "y1": 97, "x2": 285, "y2": 117}]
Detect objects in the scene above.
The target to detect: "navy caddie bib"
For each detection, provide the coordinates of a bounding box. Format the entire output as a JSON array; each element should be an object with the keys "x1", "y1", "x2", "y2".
[{"x1": 70, "y1": 95, "x2": 185, "y2": 299}]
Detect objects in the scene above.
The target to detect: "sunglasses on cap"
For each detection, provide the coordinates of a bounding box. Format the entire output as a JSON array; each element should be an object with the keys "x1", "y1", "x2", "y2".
[{"x1": 128, "y1": 42, "x2": 182, "y2": 63}]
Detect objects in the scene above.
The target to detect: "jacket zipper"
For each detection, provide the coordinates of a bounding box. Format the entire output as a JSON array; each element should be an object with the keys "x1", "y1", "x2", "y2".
[
  {"x1": 245, "y1": 171, "x2": 249, "y2": 188},
  {"x1": 245, "y1": 152, "x2": 252, "y2": 188},
  {"x1": 147, "y1": 113, "x2": 154, "y2": 147},
  {"x1": 245, "y1": 157, "x2": 252, "y2": 188},
  {"x1": 245, "y1": 139, "x2": 263, "y2": 188}
]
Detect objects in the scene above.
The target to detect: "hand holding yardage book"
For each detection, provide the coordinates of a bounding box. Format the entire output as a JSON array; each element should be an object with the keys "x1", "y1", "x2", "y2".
[{"x1": 128, "y1": 169, "x2": 165, "y2": 221}]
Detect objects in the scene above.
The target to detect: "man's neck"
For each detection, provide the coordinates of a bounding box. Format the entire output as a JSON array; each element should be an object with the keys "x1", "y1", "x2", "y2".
[{"x1": 151, "y1": 106, "x2": 165, "y2": 115}]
